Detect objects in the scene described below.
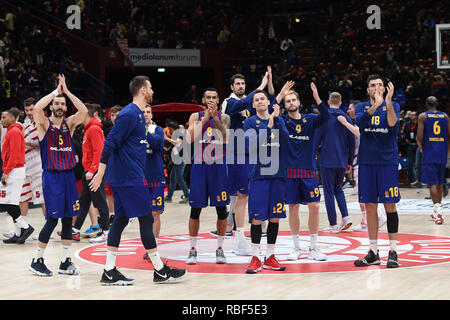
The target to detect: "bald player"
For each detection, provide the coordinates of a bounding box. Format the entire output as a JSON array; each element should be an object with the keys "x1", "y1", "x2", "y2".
[{"x1": 417, "y1": 96, "x2": 450, "y2": 225}]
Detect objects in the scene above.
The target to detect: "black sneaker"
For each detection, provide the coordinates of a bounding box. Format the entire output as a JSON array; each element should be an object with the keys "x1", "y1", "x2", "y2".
[
  {"x1": 3, "y1": 234, "x2": 19, "y2": 244},
  {"x1": 17, "y1": 225, "x2": 34, "y2": 244},
  {"x1": 29, "y1": 258, "x2": 53, "y2": 276},
  {"x1": 354, "y1": 250, "x2": 380, "y2": 266},
  {"x1": 387, "y1": 250, "x2": 399, "y2": 268},
  {"x1": 58, "y1": 258, "x2": 80, "y2": 275},
  {"x1": 153, "y1": 264, "x2": 187, "y2": 284},
  {"x1": 100, "y1": 267, "x2": 135, "y2": 286}
]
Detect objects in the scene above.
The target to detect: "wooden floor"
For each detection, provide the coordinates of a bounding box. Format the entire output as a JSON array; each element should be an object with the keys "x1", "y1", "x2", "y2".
[{"x1": 1, "y1": 186, "x2": 449, "y2": 301}]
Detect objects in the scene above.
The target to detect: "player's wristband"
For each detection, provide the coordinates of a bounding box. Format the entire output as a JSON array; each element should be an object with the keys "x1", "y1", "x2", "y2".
[{"x1": 51, "y1": 89, "x2": 59, "y2": 97}]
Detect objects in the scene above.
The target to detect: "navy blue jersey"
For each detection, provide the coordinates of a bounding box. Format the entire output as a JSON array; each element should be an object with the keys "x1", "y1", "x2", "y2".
[
  {"x1": 144, "y1": 124, "x2": 165, "y2": 183},
  {"x1": 422, "y1": 110, "x2": 448, "y2": 164},
  {"x1": 223, "y1": 91, "x2": 275, "y2": 161},
  {"x1": 39, "y1": 118, "x2": 76, "y2": 171},
  {"x1": 355, "y1": 100, "x2": 400, "y2": 165},
  {"x1": 102, "y1": 103, "x2": 148, "y2": 186},
  {"x1": 281, "y1": 102, "x2": 329, "y2": 174},
  {"x1": 316, "y1": 108, "x2": 355, "y2": 169},
  {"x1": 244, "y1": 114, "x2": 288, "y2": 181},
  {"x1": 222, "y1": 91, "x2": 276, "y2": 131}
]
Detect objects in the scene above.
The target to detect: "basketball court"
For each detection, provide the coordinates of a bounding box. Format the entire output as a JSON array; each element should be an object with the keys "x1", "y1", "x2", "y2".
[{"x1": 1, "y1": 186, "x2": 449, "y2": 300}]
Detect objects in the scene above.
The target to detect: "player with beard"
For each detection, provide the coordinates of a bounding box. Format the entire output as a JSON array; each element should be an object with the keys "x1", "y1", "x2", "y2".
[
  {"x1": 277, "y1": 82, "x2": 330, "y2": 262},
  {"x1": 29, "y1": 74, "x2": 87, "y2": 276},
  {"x1": 90, "y1": 75, "x2": 187, "y2": 285}
]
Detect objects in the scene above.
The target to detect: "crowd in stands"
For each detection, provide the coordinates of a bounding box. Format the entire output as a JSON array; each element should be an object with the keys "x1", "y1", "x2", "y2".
[
  {"x1": 30, "y1": 0, "x2": 251, "y2": 49},
  {"x1": 0, "y1": 6, "x2": 89, "y2": 110},
  {"x1": 3, "y1": 0, "x2": 449, "y2": 191},
  {"x1": 226, "y1": 0, "x2": 449, "y2": 114}
]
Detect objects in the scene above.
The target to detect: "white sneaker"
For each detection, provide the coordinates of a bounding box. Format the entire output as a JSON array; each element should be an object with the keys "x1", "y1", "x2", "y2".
[
  {"x1": 339, "y1": 216, "x2": 352, "y2": 231},
  {"x1": 287, "y1": 247, "x2": 302, "y2": 261},
  {"x1": 186, "y1": 248, "x2": 197, "y2": 265},
  {"x1": 378, "y1": 213, "x2": 387, "y2": 227},
  {"x1": 435, "y1": 213, "x2": 444, "y2": 225},
  {"x1": 352, "y1": 223, "x2": 368, "y2": 232},
  {"x1": 308, "y1": 247, "x2": 327, "y2": 261},
  {"x1": 89, "y1": 232, "x2": 107, "y2": 243},
  {"x1": 232, "y1": 238, "x2": 252, "y2": 256},
  {"x1": 322, "y1": 225, "x2": 339, "y2": 233},
  {"x1": 3, "y1": 231, "x2": 14, "y2": 238},
  {"x1": 216, "y1": 248, "x2": 227, "y2": 264}
]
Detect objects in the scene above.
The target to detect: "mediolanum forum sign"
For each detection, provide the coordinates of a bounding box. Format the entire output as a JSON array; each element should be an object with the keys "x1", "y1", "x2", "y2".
[{"x1": 129, "y1": 48, "x2": 201, "y2": 67}]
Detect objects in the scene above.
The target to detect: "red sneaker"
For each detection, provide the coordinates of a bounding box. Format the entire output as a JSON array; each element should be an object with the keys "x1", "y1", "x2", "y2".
[
  {"x1": 245, "y1": 256, "x2": 262, "y2": 274},
  {"x1": 263, "y1": 254, "x2": 286, "y2": 271},
  {"x1": 435, "y1": 214, "x2": 444, "y2": 225},
  {"x1": 72, "y1": 232, "x2": 80, "y2": 241}
]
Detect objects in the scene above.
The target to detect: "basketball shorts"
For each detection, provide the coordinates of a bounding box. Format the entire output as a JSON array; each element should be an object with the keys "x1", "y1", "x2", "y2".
[
  {"x1": 0, "y1": 167, "x2": 26, "y2": 205},
  {"x1": 285, "y1": 176, "x2": 321, "y2": 205},
  {"x1": 112, "y1": 185, "x2": 152, "y2": 219},
  {"x1": 20, "y1": 175, "x2": 44, "y2": 204},
  {"x1": 422, "y1": 163, "x2": 446, "y2": 185},
  {"x1": 249, "y1": 178, "x2": 286, "y2": 221},
  {"x1": 42, "y1": 170, "x2": 80, "y2": 220},
  {"x1": 189, "y1": 163, "x2": 229, "y2": 208},
  {"x1": 227, "y1": 160, "x2": 249, "y2": 195},
  {"x1": 358, "y1": 164, "x2": 400, "y2": 203},
  {"x1": 149, "y1": 181, "x2": 165, "y2": 212}
]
